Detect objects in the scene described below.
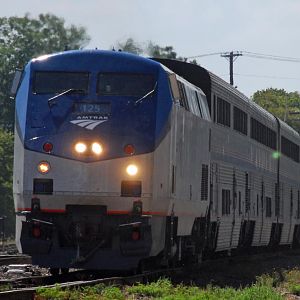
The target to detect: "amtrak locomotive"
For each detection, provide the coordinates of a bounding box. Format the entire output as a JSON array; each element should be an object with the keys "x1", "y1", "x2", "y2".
[{"x1": 13, "y1": 50, "x2": 300, "y2": 273}]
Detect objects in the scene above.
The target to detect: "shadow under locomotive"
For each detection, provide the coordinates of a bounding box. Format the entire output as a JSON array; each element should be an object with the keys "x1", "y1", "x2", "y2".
[{"x1": 20, "y1": 204, "x2": 152, "y2": 270}]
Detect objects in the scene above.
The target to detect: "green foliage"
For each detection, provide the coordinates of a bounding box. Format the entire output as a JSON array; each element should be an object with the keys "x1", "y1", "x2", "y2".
[
  {"x1": 279, "y1": 268, "x2": 300, "y2": 295},
  {"x1": 256, "y1": 271, "x2": 283, "y2": 288},
  {"x1": 126, "y1": 279, "x2": 282, "y2": 300},
  {"x1": 252, "y1": 88, "x2": 300, "y2": 132},
  {"x1": 115, "y1": 38, "x2": 197, "y2": 63},
  {"x1": 101, "y1": 286, "x2": 124, "y2": 300},
  {"x1": 283, "y1": 268, "x2": 300, "y2": 283},
  {"x1": 35, "y1": 278, "x2": 286, "y2": 300},
  {"x1": 0, "y1": 14, "x2": 90, "y2": 236},
  {"x1": 237, "y1": 284, "x2": 283, "y2": 300},
  {"x1": 0, "y1": 283, "x2": 12, "y2": 292},
  {"x1": 116, "y1": 38, "x2": 143, "y2": 55},
  {"x1": 127, "y1": 278, "x2": 172, "y2": 297},
  {"x1": 36, "y1": 284, "x2": 124, "y2": 300},
  {"x1": 0, "y1": 129, "x2": 14, "y2": 235},
  {"x1": 146, "y1": 42, "x2": 179, "y2": 59},
  {"x1": 288, "y1": 283, "x2": 300, "y2": 295},
  {"x1": 0, "y1": 13, "x2": 90, "y2": 130},
  {"x1": 36, "y1": 285, "x2": 70, "y2": 299}
]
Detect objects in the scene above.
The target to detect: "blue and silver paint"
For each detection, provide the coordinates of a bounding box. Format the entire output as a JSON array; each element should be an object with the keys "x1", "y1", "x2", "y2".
[{"x1": 16, "y1": 50, "x2": 173, "y2": 162}]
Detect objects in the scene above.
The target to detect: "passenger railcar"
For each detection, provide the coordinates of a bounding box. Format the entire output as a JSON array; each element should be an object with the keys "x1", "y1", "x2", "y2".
[{"x1": 12, "y1": 50, "x2": 300, "y2": 273}]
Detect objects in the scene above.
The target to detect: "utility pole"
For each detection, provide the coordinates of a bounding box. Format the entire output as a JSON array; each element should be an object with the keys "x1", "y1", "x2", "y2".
[{"x1": 221, "y1": 51, "x2": 243, "y2": 86}]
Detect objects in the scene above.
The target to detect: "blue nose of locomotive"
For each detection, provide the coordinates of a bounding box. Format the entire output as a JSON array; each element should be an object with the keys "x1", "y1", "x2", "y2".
[{"x1": 22, "y1": 50, "x2": 171, "y2": 162}]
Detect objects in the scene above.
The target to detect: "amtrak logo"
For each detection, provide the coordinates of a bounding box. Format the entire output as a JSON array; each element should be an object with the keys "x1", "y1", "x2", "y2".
[{"x1": 70, "y1": 116, "x2": 108, "y2": 130}]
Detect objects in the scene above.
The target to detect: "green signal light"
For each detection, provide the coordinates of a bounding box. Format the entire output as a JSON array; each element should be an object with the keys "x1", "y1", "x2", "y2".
[{"x1": 272, "y1": 152, "x2": 281, "y2": 159}]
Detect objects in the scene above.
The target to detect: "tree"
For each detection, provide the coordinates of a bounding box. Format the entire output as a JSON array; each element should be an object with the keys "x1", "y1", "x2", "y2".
[
  {"x1": 0, "y1": 13, "x2": 90, "y2": 130},
  {"x1": 116, "y1": 38, "x2": 143, "y2": 55},
  {"x1": 146, "y1": 42, "x2": 179, "y2": 59},
  {"x1": 252, "y1": 88, "x2": 300, "y2": 132},
  {"x1": 0, "y1": 14, "x2": 90, "y2": 237},
  {"x1": 115, "y1": 38, "x2": 196, "y2": 63},
  {"x1": 0, "y1": 129, "x2": 14, "y2": 236}
]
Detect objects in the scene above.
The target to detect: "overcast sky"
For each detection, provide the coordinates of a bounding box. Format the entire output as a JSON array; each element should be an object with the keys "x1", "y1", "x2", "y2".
[{"x1": 2, "y1": 0, "x2": 300, "y2": 97}]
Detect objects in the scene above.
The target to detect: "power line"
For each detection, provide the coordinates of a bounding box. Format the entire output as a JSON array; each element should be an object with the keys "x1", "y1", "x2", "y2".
[
  {"x1": 186, "y1": 50, "x2": 300, "y2": 86},
  {"x1": 242, "y1": 51, "x2": 300, "y2": 63},
  {"x1": 233, "y1": 73, "x2": 300, "y2": 80},
  {"x1": 187, "y1": 51, "x2": 300, "y2": 63},
  {"x1": 187, "y1": 52, "x2": 222, "y2": 59}
]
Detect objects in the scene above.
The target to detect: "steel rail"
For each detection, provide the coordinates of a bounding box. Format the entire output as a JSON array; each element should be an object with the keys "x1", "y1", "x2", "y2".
[{"x1": 0, "y1": 268, "x2": 182, "y2": 300}]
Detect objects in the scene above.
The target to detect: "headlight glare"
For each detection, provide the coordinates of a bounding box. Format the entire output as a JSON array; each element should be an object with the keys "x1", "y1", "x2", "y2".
[
  {"x1": 91, "y1": 142, "x2": 103, "y2": 155},
  {"x1": 38, "y1": 161, "x2": 50, "y2": 174},
  {"x1": 75, "y1": 142, "x2": 87, "y2": 153},
  {"x1": 126, "y1": 164, "x2": 138, "y2": 176}
]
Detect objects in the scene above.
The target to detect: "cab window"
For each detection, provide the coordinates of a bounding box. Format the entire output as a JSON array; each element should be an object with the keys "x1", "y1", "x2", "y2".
[
  {"x1": 97, "y1": 73, "x2": 154, "y2": 96},
  {"x1": 33, "y1": 71, "x2": 89, "y2": 94}
]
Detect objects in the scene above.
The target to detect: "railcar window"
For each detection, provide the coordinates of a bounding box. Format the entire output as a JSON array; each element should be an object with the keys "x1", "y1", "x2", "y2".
[
  {"x1": 195, "y1": 92, "x2": 202, "y2": 117},
  {"x1": 213, "y1": 95, "x2": 216, "y2": 122},
  {"x1": 97, "y1": 73, "x2": 154, "y2": 96},
  {"x1": 184, "y1": 85, "x2": 200, "y2": 115},
  {"x1": 233, "y1": 106, "x2": 248, "y2": 135},
  {"x1": 266, "y1": 196, "x2": 272, "y2": 217},
  {"x1": 250, "y1": 118, "x2": 277, "y2": 150},
  {"x1": 281, "y1": 136, "x2": 299, "y2": 162},
  {"x1": 168, "y1": 74, "x2": 180, "y2": 103},
  {"x1": 195, "y1": 91, "x2": 203, "y2": 118},
  {"x1": 196, "y1": 91, "x2": 210, "y2": 120},
  {"x1": 217, "y1": 97, "x2": 230, "y2": 127},
  {"x1": 222, "y1": 189, "x2": 231, "y2": 215},
  {"x1": 33, "y1": 72, "x2": 89, "y2": 94},
  {"x1": 178, "y1": 82, "x2": 189, "y2": 110}
]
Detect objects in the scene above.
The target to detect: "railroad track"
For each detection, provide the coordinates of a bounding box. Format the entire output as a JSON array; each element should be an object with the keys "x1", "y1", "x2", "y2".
[
  {"x1": 0, "y1": 268, "x2": 182, "y2": 300},
  {"x1": 0, "y1": 254, "x2": 31, "y2": 266},
  {"x1": 2, "y1": 248, "x2": 300, "y2": 299}
]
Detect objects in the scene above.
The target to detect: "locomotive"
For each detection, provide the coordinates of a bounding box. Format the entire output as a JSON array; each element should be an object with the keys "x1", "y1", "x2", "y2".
[{"x1": 12, "y1": 50, "x2": 300, "y2": 273}]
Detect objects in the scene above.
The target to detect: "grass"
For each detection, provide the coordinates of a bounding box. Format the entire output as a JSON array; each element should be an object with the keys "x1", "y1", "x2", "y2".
[
  {"x1": 35, "y1": 277, "x2": 285, "y2": 300},
  {"x1": 126, "y1": 279, "x2": 282, "y2": 300},
  {"x1": 0, "y1": 283, "x2": 12, "y2": 292},
  {"x1": 33, "y1": 268, "x2": 300, "y2": 299},
  {"x1": 278, "y1": 268, "x2": 300, "y2": 296},
  {"x1": 126, "y1": 278, "x2": 172, "y2": 297},
  {"x1": 35, "y1": 284, "x2": 125, "y2": 300}
]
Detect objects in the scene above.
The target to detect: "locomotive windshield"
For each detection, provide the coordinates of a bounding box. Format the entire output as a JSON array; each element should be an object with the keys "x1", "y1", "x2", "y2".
[
  {"x1": 97, "y1": 73, "x2": 154, "y2": 97},
  {"x1": 33, "y1": 71, "x2": 89, "y2": 94}
]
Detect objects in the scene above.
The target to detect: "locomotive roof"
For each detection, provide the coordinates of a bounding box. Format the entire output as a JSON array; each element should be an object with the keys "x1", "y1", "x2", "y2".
[{"x1": 30, "y1": 49, "x2": 161, "y2": 70}]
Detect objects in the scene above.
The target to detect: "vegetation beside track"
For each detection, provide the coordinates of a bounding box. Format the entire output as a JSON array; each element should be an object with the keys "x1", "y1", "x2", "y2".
[{"x1": 34, "y1": 269, "x2": 300, "y2": 300}]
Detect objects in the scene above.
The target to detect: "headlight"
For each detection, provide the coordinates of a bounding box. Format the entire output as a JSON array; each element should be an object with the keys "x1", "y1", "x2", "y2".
[
  {"x1": 91, "y1": 142, "x2": 103, "y2": 155},
  {"x1": 126, "y1": 164, "x2": 138, "y2": 176},
  {"x1": 75, "y1": 142, "x2": 87, "y2": 153},
  {"x1": 38, "y1": 161, "x2": 51, "y2": 174}
]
